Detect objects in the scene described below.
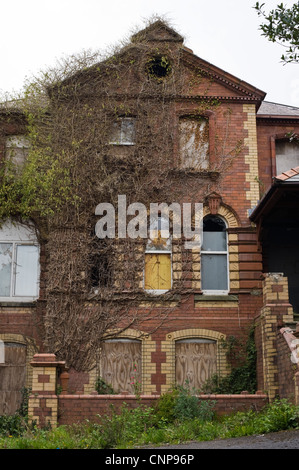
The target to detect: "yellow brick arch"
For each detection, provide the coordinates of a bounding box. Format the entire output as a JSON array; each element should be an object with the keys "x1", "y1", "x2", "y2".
[{"x1": 203, "y1": 203, "x2": 240, "y2": 228}]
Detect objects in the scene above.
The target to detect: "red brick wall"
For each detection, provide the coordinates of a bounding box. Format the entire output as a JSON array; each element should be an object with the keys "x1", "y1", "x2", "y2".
[
  {"x1": 257, "y1": 119, "x2": 299, "y2": 191},
  {"x1": 58, "y1": 393, "x2": 268, "y2": 425}
]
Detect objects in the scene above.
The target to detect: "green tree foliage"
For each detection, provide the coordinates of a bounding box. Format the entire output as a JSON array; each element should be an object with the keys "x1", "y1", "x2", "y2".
[{"x1": 254, "y1": 2, "x2": 299, "y2": 63}]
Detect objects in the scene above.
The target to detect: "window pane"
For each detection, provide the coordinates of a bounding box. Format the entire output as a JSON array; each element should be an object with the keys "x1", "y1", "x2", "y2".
[
  {"x1": 121, "y1": 118, "x2": 135, "y2": 144},
  {"x1": 14, "y1": 245, "x2": 39, "y2": 296},
  {"x1": 201, "y1": 254, "x2": 228, "y2": 291},
  {"x1": 110, "y1": 122, "x2": 121, "y2": 143},
  {"x1": 0, "y1": 243, "x2": 12, "y2": 296},
  {"x1": 202, "y1": 231, "x2": 227, "y2": 251},
  {"x1": 276, "y1": 140, "x2": 299, "y2": 175}
]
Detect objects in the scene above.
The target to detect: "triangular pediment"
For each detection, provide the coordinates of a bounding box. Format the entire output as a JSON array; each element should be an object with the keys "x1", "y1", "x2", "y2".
[
  {"x1": 51, "y1": 20, "x2": 266, "y2": 106},
  {"x1": 131, "y1": 20, "x2": 184, "y2": 44}
]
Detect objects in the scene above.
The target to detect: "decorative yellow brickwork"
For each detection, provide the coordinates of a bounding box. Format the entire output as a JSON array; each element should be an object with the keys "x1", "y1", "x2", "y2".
[
  {"x1": 260, "y1": 307, "x2": 279, "y2": 401},
  {"x1": 28, "y1": 353, "x2": 63, "y2": 428},
  {"x1": 84, "y1": 367, "x2": 97, "y2": 394},
  {"x1": 259, "y1": 273, "x2": 295, "y2": 401},
  {"x1": 28, "y1": 397, "x2": 40, "y2": 425},
  {"x1": 161, "y1": 328, "x2": 229, "y2": 394},
  {"x1": 243, "y1": 104, "x2": 260, "y2": 210}
]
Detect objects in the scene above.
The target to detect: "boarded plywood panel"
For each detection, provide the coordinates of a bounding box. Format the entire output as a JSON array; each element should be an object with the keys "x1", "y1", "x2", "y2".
[
  {"x1": 100, "y1": 340, "x2": 141, "y2": 393},
  {"x1": 144, "y1": 253, "x2": 171, "y2": 290},
  {"x1": 175, "y1": 339, "x2": 217, "y2": 390},
  {"x1": 179, "y1": 117, "x2": 209, "y2": 170},
  {"x1": 0, "y1": 342, "x2": 26, "y2": 415}
]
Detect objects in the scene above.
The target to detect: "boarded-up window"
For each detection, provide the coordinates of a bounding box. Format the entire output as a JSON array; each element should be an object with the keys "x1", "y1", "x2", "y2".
[
  {"x1": 276, "y1": 140, "x2": 299, "y2": 175},
  {"x1": 0, "y1": 342, "x2": 26, "y2": 415},
  {"x1": 5, "y1": 135, "x2": 30, "y2": 167},
  {"x1": 179, "y1": 117, "x2": 209, "y2": 169},
  {"x1": 175, "y1": 339, "x2": 217, "y2": 390},
  {"x1": 100, "y1": 339, "x2": 141, "y2": 393},
  {"x1": 144, "y1": 215, "x2": 172, "y2": 292},
  {"x1": 144, "y1": 253, "x2": 171, "y2": 291}
]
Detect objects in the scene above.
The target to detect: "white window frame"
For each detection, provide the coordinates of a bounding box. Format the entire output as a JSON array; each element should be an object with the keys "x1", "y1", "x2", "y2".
[
  {"x1": 109, "y1": 117, "x2": 136, "y2": 146},
  {"x1": 201, "y1": 216, "x2": 229, "y2": 295},
  {"x1": 0, "y1": 221, "x2": 40, "y2": 302}
]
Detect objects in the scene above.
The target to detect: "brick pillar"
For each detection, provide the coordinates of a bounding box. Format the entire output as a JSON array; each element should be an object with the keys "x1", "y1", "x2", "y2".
[
  {"x1": 259, "y1": 273, "x2": 294, "y2": 402},
  {"x1": 28, "y1": 353, "x2": 66, "y2": 428}
]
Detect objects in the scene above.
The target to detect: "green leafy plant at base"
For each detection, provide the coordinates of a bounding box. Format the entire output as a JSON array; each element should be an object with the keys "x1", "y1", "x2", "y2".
[
  {"x1": 95, "y1": 377, "x2": 115, "y2": 395},
  {"x1": 201, "y1": 327, "x2": 257, "y2": 394},
  {"x1": 0, "y1": 387, "x2": 33, "y2": 437},
  {"x1": 153, "y1": 381, "x2": 215, "y2": 425}
]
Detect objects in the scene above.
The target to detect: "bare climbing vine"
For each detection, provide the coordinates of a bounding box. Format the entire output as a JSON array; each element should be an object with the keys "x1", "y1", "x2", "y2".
[{"x1": 0, "y1": 18, "x2": 243, "y2": 372}]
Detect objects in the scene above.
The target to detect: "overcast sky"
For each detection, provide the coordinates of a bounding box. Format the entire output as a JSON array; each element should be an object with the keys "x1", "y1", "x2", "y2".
[{"x1": 1, "y1": 0, "x2": 298, "y2": 107}]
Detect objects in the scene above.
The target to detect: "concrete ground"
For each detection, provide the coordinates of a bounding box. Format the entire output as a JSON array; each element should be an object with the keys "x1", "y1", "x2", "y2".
[{"x1": 154, "y1": 429, "x2": 299, "y2": 449}]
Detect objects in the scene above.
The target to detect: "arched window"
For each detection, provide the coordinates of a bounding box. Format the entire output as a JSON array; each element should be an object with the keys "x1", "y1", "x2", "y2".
[
  {"x1": 0, "y1": 220, "x2": 40, "y2": 301},
  {"x1": 144, "y1": 215, "x2": 172, "y2": 293},
  {"x1": 201, "y1": 215, "x2": 228, "y2": 294}
]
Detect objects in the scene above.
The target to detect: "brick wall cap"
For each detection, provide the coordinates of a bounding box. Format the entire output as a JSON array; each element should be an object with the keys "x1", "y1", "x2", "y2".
[
  {"x1": 30, "y1": 353, "x2": 67, "y2": 369},
  {"x1": 32, "y1": 353, "x2": 57, "y2": 362},
  {"x1": 59, "y1": 394, "x2": 160, "y2": 399}
]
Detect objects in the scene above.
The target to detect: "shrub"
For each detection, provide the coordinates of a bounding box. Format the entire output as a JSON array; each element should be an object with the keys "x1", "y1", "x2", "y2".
[
  {"x1": 174, "y1": 383, "x2": 215, "y2": 422},
  {"x1": 154, "y1": 381, "x2": 215, "y2": 424},
  {"x1": 95, "y1": 377, "x2": 115, "y2": 395},
  {"x1": 258, "y1": 398, "x2": 299, "y2": 433},
  {"x1": 0, "y1": 387, "x2": 32, "y2": 437},
  {"x1": 153, "y1": 387, "x2": 179, "y2": 424}
]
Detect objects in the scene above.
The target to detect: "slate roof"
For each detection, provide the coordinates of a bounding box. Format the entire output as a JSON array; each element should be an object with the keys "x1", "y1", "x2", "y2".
[{"x1": 258, "y1": 101, "x2": 299, "y2": 117}]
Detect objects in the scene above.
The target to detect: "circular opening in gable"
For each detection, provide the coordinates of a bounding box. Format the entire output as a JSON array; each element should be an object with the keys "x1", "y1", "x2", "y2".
[{"x1": 146, "y1": 55, "x2": 172, "y2": 79}]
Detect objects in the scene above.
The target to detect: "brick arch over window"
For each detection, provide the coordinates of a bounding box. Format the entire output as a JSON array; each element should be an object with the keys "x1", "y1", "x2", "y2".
[
  {"x1": 161, "y1": 328, "x2": 229, "y2": 393},
  {"x1": 204, "y1": 203, "x2": 240, "y2": 228}
]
